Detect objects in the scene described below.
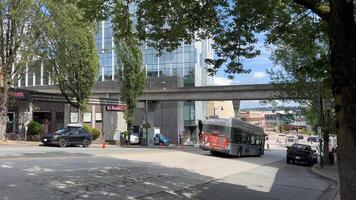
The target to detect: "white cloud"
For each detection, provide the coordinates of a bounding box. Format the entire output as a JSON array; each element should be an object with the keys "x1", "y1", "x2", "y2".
[
  {"x1": 210, "y1": 76, "x2": 240, "y2": 86},
  {"x1": 252, "y1": 71, "x2": 267, "y2": 79}
]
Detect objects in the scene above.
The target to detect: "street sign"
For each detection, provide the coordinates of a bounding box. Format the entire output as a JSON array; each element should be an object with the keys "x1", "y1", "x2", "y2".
[{"x1": 106, "y1": 105, "x2": 127, "y2": 111}]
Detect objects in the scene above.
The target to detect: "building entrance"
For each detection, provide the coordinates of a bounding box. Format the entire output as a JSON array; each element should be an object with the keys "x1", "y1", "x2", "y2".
[
  {"x1": 6, "y1": 112, "x2": 14, "y2": 134},
  {"x1": 33, "y1": 112, "x2": 52, "y2": 135}
]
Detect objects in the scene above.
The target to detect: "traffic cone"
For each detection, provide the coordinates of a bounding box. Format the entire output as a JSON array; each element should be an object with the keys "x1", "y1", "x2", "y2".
[{"x1": 102, "y1": 141, "x2": 106, "y2": 149}]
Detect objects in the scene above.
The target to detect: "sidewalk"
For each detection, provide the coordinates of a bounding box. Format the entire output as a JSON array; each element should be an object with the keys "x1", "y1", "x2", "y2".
[
  {"x1": 0, "y1": 140, "x2": 118, "y2": 148},
  {"x1": 310, "y1": 163, "x2": 339, "y2": 200}
]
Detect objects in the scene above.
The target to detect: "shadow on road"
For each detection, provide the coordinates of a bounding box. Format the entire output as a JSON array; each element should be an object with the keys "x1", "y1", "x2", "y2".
[{"x1": 0, "y1": 151, "x2": 335, "y2": 200}]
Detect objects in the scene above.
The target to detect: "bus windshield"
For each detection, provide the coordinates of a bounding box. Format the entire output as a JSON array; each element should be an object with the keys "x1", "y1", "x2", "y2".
[{"x1": 203, "y1": 124, "x2": 230, "y2": 136}]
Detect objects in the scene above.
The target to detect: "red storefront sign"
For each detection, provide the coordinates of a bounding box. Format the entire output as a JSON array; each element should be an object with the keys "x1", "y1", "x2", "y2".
[{"x1": 106, "y1": 105, "x2": 127, "y2": 111}]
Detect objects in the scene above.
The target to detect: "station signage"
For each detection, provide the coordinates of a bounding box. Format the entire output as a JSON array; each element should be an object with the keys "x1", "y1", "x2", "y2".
[{"x1": 106, "y1": 105, "x2": 127, "y2": 111}]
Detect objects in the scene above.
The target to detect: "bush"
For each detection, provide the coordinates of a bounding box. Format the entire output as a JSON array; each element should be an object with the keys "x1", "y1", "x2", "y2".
[
  {"x1": 91, "y1": 128, "x2": 101, "y2": 140},
  {"x1": 82, "y1": 125, "x2": 101, "y2": 140},
  {"x1": 83, "y1": 124, "x2": 92, "y2": 133},
  {"x1": 27, "y1": 121, "x2": 43, "y2": 136}
]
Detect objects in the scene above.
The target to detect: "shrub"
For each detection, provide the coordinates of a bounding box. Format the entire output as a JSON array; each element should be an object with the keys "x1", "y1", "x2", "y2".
[
  {"x1": 91, "y1": 128, "x2": 101, "y2": 140},
  {"x1": 27, "y1": 121, "x2": 43, "y2": 136},
  {"x1": 83, "y1": 124, "x2": 92, "y2": 133}
]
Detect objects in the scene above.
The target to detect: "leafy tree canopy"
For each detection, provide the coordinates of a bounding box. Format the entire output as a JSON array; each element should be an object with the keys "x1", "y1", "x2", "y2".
[{"x1": 39, "y1": 1, "x2": 99, "y2": 112}]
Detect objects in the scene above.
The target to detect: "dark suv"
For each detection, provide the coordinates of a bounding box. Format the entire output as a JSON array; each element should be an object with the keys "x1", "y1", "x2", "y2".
[
  {"x1": 42, "y1": 127, "x2": 92, "y2": 148},
  {"x1": 287, "y1": 144, "x2": 317, "y2": 166}
]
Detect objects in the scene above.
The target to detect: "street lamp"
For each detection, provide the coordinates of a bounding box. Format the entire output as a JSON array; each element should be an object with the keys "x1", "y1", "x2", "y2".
[{"x1": 214, "y1": 106, "x2": 224, "y2": 117}]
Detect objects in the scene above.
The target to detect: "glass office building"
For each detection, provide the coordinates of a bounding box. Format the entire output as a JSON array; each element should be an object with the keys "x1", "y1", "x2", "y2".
[{"x1": 95, "y1": 20, "x2": 214, "y2": 129}]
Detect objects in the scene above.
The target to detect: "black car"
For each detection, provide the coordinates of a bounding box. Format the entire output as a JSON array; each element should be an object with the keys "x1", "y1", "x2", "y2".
[
  {"x1": 286, "y1": 144, "x2": 317, "y2": 166},
  {"x1": 42, "y1": 127, "x2": 92, "y2": 148}
]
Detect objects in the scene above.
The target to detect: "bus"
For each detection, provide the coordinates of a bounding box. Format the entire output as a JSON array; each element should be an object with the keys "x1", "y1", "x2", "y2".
[{"x1": 199, "y1": 117, "x2": 265, "y2": 157}]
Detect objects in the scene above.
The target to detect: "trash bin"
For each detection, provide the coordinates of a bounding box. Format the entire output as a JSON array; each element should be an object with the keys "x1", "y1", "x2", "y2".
[{"x1": 329, "y1": 152, "x2": 335, "y2": 165}]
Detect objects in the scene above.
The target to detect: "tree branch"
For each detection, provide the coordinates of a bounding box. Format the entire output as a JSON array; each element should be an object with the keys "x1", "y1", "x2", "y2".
[{"x1": 293, "y1": 0, "x2": 330, "y2": 20}]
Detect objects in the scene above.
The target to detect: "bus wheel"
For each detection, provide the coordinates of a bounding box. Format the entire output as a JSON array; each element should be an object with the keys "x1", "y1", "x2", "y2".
[{"x1": 237, "y1": 149, "x2": 242, "y2": 158}]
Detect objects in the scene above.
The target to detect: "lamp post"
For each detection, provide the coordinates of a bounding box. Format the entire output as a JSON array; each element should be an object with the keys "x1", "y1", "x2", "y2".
[{"x1": 214, "y1": 106, "x2": 224, "y2": 117}]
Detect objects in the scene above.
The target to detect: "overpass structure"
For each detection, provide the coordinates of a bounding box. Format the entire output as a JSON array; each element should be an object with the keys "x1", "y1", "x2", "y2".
[
  {"x1": 29, "y1": 82, "x2": 283, "y2": 101},
  {"x1": 139, "y1": 84, "x2": 280, "y2": 101}
]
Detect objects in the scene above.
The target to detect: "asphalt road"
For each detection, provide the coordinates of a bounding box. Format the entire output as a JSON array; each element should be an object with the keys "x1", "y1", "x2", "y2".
[{"x1": 0, "y1": 145, "x2": 336, "y2": 200}]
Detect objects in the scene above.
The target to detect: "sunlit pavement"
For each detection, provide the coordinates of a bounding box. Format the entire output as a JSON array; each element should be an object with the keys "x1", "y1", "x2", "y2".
[{"x1": 0, "y1": 145, "x2": 335, "y2": 200}]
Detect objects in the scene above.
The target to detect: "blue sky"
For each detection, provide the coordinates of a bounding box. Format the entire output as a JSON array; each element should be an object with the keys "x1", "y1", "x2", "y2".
[{"x1": 209, "y1": 34, "x2": 298, "y2": 109}]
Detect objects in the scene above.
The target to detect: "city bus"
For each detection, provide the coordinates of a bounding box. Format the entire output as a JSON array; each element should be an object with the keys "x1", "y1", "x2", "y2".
[{"x1": 199, "y1": 117, "x2": 265, "y2": 157}]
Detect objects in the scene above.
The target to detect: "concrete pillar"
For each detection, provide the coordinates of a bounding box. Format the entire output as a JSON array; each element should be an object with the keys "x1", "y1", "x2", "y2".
[
  {"x1": 177, "y1": 101, "x2": 184, "y2": 144},
  {"x1": 64, "y1": 104, "x2": 70, "y2": 125},
  {"x1": 18, "y1": 102, "x2": 33, "y2": 135},
  {"x1": 91, "y1": 105, "x2": 95, "y2": 128},
  {"x1": 146, "y1": 101, "x2": 157, "y2": 146},
  {"x1": 233, "y1": 100, "x2": 241, "y2": 118}
]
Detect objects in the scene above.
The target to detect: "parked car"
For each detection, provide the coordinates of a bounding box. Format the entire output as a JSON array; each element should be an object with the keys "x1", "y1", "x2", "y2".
[
  {"x1": 286, "y1": 143, "x2": 317, "y2": 166},
  {"x1": 154, "y1": 134, "x2": 170, "y2": 146},
  {"x1": 130, "y1": 132, "x2": 140, "y2": 144},
  {"x1": 42, "y1": 125, "x2": 92, "y2": 148},
  {"x1": 307, "y1": 136, "x2": 320, "y2": 143}
]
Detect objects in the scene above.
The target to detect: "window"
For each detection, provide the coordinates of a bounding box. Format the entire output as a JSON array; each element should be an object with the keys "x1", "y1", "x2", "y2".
[
  {"x1": 250, "y1": 135, "x2": 256, "y2": 145},
  {"x1": 70, "y1": 113, "x2": 79, "y2": 123},
  {"x1": 83, "y1": 113, "x2": 92, "y2": 123},
  {"x1": 68, "y1": 129, "x2": 79, "y2": 136},
  {"x1": 95, "y1": 113, "x2": 102, "y2": 122}
]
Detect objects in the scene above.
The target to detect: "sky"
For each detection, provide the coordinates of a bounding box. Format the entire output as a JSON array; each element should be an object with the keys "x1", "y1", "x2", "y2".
[{"x1": 209, "y1": 34, "x2": 298, "y2": 109}]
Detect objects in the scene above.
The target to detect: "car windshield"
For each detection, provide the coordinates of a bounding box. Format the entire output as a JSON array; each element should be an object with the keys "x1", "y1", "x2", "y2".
[
  {"x1": 292, "y1": 144, "x2": 311, "y2": 150},
  {"x1": 54, "y1": 129, "x2": 67, "y2": 135}
]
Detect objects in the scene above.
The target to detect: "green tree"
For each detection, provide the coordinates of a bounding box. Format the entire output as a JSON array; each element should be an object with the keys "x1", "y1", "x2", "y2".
[
  {"x1": 0, "y1": 0, "x2": 59, "y2": 140},
  {"x1": 72, "y1": 0, "x2": 146, "y2": 132},
  {"x1": 112, "y1": 0, "x2": 146, "y2": 132},
  {"x1": 134, "y1": 1, "x2": 356, "y2": 198},
  {"x1": 267, "y1": 12, "x2": 335, "y2": 163},
  {"x1": 40, "y1": 2, "x2": 99, "y2": 123},
  {"x1": 69, "y1": 1, "x2": 356, "y2": 197}
]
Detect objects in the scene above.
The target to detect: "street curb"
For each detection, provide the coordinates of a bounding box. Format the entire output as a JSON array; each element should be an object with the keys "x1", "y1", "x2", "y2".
[{"x1": 309, "y1": 165, "x2": 339, "y2": 200}]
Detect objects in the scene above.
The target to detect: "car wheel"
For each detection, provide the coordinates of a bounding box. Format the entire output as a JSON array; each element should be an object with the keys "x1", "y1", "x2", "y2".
[
  {"x1": 59, "y1": 139, "x2": 67, "y2": 148},
  {"x1": 83, "y1": 139, "x2": 91, "y2": 148}
]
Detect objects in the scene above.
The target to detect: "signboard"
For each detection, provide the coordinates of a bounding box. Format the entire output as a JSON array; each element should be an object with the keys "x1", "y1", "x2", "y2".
[
  {"x1": 8, "y1": 91, "x2": 29, "y2": 101},
  {"x1": 106, "y1": 105, "x2": 127, "y2": 111}
]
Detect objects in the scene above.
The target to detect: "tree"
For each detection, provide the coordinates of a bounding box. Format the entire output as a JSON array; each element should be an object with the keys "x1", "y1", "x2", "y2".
[
  {"x1": 267, "y1": 11, "x2": 335, "y2": 163},
  {"x1": 0, "y1": 0, "x2": 57, "y2": 140},
  {"x1": 71, "y1": 1, "x2": 356, "y2": 198},
  {"x1": 40, "y1": 2, "x2": 99, "y2": 123},
  {"x1": 134, "y1": 1, "x2": 356, "y2": 198},
  {"x1": 72, "y1": 0, "x2": 147, "y2": 132},
  {"x1": 112, "y1": 0, "x2": 146, "y2": 132}
]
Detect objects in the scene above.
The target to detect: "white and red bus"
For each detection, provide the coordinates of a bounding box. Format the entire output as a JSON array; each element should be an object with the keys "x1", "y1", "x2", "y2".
[{"x1": 199, "y1": 117, "x2": 265, "y2": 157}]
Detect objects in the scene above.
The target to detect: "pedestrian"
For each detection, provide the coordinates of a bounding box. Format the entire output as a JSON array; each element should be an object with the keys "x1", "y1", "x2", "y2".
[{"x1": 266, "y1": 136, "x2": 269, "y2": 150}]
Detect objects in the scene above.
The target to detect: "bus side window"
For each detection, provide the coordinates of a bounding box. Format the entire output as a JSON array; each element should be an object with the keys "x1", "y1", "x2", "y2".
[
  {"x1": 256, "y1": 136, "x2": 261, "y2": 146},
  {"x1": 250, "y1": 135, "x2": 256, "y2": 146},
  {"x1": 241, "y1": 133, "x2": 247, "y2": 144}
]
